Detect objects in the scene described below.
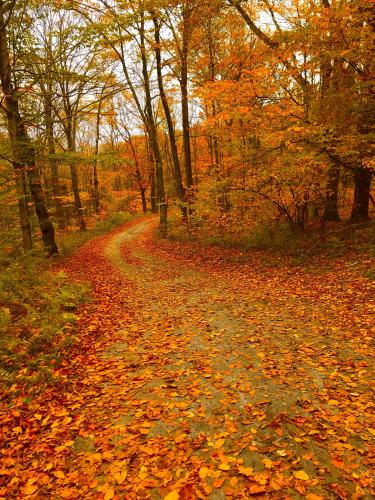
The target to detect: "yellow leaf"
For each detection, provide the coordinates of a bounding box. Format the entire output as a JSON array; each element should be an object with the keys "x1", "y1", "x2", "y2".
[
  {"x1": 218, "y1": 463, "x2": 230, "y2": 471},
  {"x1": 238, "y1": 466, "x2": 253, "y2": 476},
  {"x1": 138, "y1": 466, "x2": 147, "y2": 480},
  {"x1": 54, "y1": 470, "x2": 65, "y2": 479},
  {"x1": 214, "y1": 438, "x2": 225, "y2": 449},
  {"x1": 262, "y1": 458, "x2": 273, "y2": 469},
  {"x1": 114, "y1": 470, "x2": 127, "y2": 485},
  {"x1": 199, "y1": 467, "x2": 209, "y2": 479},
  {"x1": 104, "y1": 486, "x2": 115, "y2": 500},
  {"x1": 328, "y1": 399, "x2": 339, "y2": 406},
  {"x1": 293, "y1": 470, "x2": 310, "y2": 481},
  {"x1": 164, "y1": 490, "x2": 179, "y2": 500}
]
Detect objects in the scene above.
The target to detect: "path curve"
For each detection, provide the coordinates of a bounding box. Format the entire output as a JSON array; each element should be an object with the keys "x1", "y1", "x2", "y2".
[
  {"x1": 2, "y1": 217, "x2": 372, "y2": 499},
  {"x1": 90, "y1": 218, "x2": 373, "y2": 499}
]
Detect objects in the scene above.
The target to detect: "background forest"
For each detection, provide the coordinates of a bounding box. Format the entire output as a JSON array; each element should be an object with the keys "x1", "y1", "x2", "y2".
[{"x1": 0, "y1": 0, "x2": 374, "y2": 257}]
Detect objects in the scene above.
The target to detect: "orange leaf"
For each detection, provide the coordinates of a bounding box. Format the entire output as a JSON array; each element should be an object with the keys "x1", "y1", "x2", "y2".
[
  {"x1": 199, "y1": 467, "x2": 209, "y2": 479},
  {"x1": 213, "y1": 478, "x2": 224, "y2": 488},
  {"x1": 249, "y1": 485, "x2": 266, "y2": 494},
  {"x1": 114, "y1": 470, "x2": 127, "y2": 484},
  {"x1": 60, "y1": 489, "x2": 74, "y2": 498}
]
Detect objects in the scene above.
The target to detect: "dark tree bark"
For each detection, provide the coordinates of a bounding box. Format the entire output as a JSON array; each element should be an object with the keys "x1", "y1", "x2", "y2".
[
  {"x1": 322, "y1": 162, "x2": 341, "y2": 222},
  {"x1": 350, "y1": 168, "x2": 372, "y2": 222}
]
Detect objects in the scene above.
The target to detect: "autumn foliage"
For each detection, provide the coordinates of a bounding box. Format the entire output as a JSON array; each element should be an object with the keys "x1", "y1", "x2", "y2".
[{"x1": 0, "y1": 0, "x2": 374, "y2": 498}]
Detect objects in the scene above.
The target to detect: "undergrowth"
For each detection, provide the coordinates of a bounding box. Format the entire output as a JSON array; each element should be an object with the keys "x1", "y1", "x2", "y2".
[
  {"x1": 0, "y1": 210, "x2": 135, "y2": 390},
  {"x1": 0, "y1": 253, "x2": 88, "y2": 390},
  {"x1": 168, "y1": 212, "x2": 375, "y2": 269}
]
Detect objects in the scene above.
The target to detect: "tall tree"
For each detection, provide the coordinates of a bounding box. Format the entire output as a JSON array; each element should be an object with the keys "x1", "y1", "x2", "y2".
[{"x1": 0, "y1": 0, "x2": 58, "y2": 255}]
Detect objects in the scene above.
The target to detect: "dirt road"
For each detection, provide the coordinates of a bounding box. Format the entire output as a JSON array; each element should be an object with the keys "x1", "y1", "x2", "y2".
[{"x1": 3, "y1": 217, "x2": 373, "y2": 499}]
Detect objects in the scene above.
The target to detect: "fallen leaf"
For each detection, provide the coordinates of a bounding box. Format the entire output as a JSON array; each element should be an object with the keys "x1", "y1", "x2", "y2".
[
  {"x1": 293, "y1": 470, "x2": 310, "y2": 481},
  {"x1": 164, "y1": 490, "x2": 179, "y2": 500}
]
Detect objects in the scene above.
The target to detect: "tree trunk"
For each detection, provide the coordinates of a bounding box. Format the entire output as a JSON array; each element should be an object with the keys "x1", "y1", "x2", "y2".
[
  {"x1": 93, "y1": 93, "x2": 103, "y2": 214},
  {"x1": 93, "y1": 161, "x2": 100, "y2": 214},
  {"x1": 322, "y1": 163, "x2": 341, "y2": 222},
  {"x1": 0, "y1": 5, "x2": 57, "y2": 255},
  {"x1": 14, "y1": 165, "x2": 32, "y2": 250},
  {"x1": 67, "y1": 133, "x2": 86, "y2": 231},
  {"x1": 152, "y1": 13, "x2": 186, "y2": 218},
  {"x1": 150, "y1": 167, "x2": 158, "y2": 213},
  {"x1": 140, "y1": 10, "x2": 167, "y2": 234},
  {"x1": 26, "y1": 149, "x2": 59, "y2": 255},
  {"x1": 44, "y1": 94, "x2": 65, "y2": 229},
  {"x1": 140, "y1": 188, "x2": 147, "y2": 213},
  {"x1": 319, "y1": 11, "x2": 341, "y2": 223},
  {"x1": 128, "y1": 134, "x2": 148, "y2": 214},
  {"x1": 70, "y1": 162, "x2": 86, "y2": 232},
  {"x1": 0, "y1": 3, "x2": 32, "y2": 250},
  {"x1": 350, "y1": 168, "x2": 372, "y2": 222},
  {"x1": 181, "y1": 5, "x2": 193, "y2": 189}
]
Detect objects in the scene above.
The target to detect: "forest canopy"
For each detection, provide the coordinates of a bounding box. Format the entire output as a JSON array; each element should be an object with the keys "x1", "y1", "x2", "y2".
[{"x1": 0, "y1": 0, "x2": 374, "y2": 253}]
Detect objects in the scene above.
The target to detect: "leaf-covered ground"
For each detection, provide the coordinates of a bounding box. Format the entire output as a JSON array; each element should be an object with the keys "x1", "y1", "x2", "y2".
[{"x1": 1, "y1": 217, "x2": 374, "y2": 499}]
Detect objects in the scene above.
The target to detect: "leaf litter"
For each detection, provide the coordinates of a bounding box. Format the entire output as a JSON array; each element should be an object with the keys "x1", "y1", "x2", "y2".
[{"x1": 0, "y1": 217, "x2": 374, "y2": 499}]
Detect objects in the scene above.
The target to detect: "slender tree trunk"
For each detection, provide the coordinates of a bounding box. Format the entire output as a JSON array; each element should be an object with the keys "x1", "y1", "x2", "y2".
[
  {"x1": 93, "y1": 93, "x2": 103, "y2": 214},
  {"x1": 0, "y1": 6, "x2": 57, "y2": 254},
  {"x1": 207, "y1": 20, "x2": 220, "y2": 175},
  {"x1": 14, "y1": 165, "x2": 32, "y2": 250},
  {"x1": 150, "y1": 166, "x2": 158, "y2": 214},
  {"x1": 27, "y1": 147, "x2": 59, "y2": 255},
  {"x1": 350, "y1": 168, "x2": 372, "y2": 222},
  {"x1": 152, "y1": 13, "x2": 186, "y2": 217},
  {"x1": 135, "y1": 164, "x2": 147, "y2": 214},
  {"x1": 67, "y1": 132, "x2": 86, "y2": 231},
  {"x1": 322, "y1": 163, "x2": 341, "y2": 222},
  {"x1": 140, "y1": 11, "x2": 167, "y2": 234},
  {"x1": 44, "y1": 94, "x2": 65, "y2": 229},
  {"x1": 181, "y1": 4, "x2": 193, "y2": 189},
  {"x1": 70, "y1": 162, "x2": 86, "y2": 232},
  {"x1": 127, "y1": 133, "x2": 147, "y2": 214}
]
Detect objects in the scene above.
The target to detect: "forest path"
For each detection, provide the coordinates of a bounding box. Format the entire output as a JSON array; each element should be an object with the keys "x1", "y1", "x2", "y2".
[
  {"x1": 4, "y1": 217, "x2": 373, "y2": 499},
  {"x1": 66, "y1": 217, "x2": 372, "y2": 499}
]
